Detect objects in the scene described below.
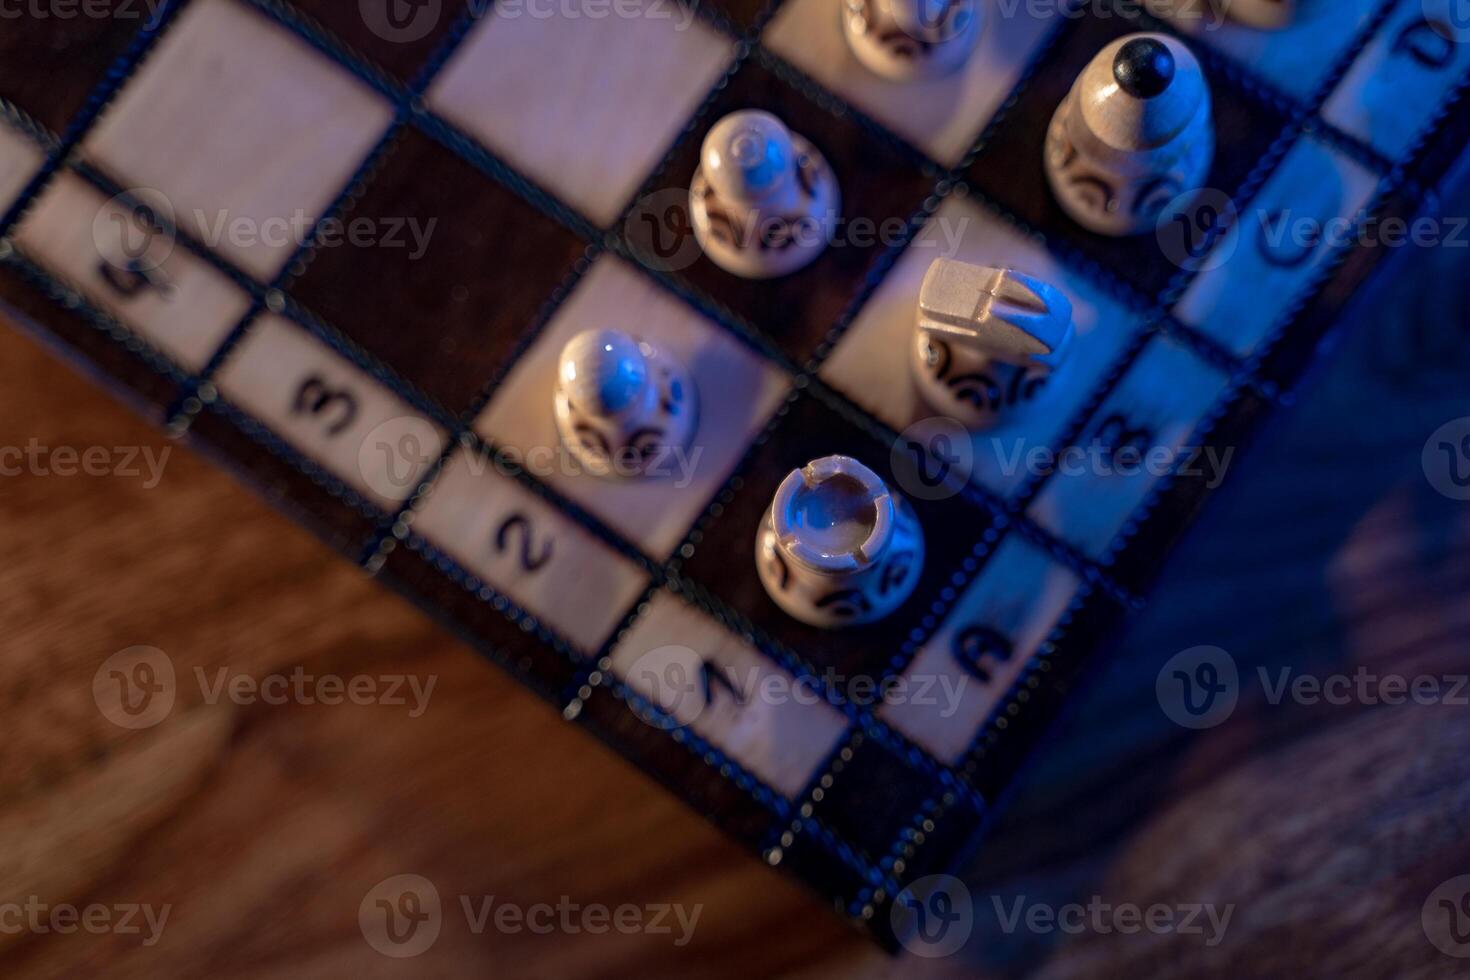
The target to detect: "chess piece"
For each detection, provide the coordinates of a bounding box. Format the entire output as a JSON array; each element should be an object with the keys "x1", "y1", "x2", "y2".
[
  {"x1": 690, "y1": 110, "x2": 840, "y2": 279},
  {"x1": 1044, "y1": 33, "x2": 1214, "y2": 236},
  {"x1": 911, "y1": 259, "x2": 1075, "y2": 430},
  {"x1": 755, "y1": 455, "x2": 925, "y2": 627},
  {"x1": 842, "y1": 0, "x2": 982, "y2": 81},
  {"x1": 554, "y1": 328, "x2": 698, "y2": 478},
  {"x1": 1224, "y1": 0, "x2": 1295, "y2": 29}
]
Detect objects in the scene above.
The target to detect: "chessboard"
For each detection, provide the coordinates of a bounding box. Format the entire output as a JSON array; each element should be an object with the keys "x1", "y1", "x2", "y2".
[{"x1": 1, "y1": 0, "x2": 1467, "y2": 951}]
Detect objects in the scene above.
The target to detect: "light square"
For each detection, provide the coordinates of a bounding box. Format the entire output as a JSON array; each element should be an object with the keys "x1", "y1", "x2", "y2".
[
  {"x1": 820, "y1": 193, "x2": 1140, "y2": 499},
  {"x1": 413, "y1": 447, "x2": 652, "y2": 654},
  {"x1": 0, "y1": 121, "x2": 43, "y2": 213},
  {"x1": 880, "y1": 534, "x2": 1080, "y2": 764},
  {"x1": 763, "y1": 0, "x2": 1057, "y2": 166},
  {"x1": 83, "y1": 0, "x2": 395, "y2": 279},
  {"x1": 427, "y1": 0, "x2": 734, "y2": 228},
  {"x1": 1027, "y1": 335, "x2": 1230, "y2": 559},
  {"x1": 1322, "y1": 0, "x2": 1470, "y2": 161},
  {"x1": 1174, "y1": 135, "x2": 1381, "y2": 357},
  {"x1": 611, "y1": 591, "x2": 849, "y2": 798},
  {"x1": 1154, "y1": 0, "x2": 1382, "y2": 102},
  {"x1": 476, "y1": 256, "x2": 792, "y2": 559},
  {"x1": 214, "y1": 314, "x2": 447, "y2": 510},
  {"x1": 15, "y1": 173, "x2": 250, "y2": 371}
]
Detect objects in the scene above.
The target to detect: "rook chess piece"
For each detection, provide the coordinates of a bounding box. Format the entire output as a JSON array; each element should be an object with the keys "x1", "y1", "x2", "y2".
[
  {"x1": 911, "y1": 259, "x2": 1075, "y2": 430},
  {"x1": 842, "y1": 0, "x2": 982, "y2": 81},
  {"x1": 755, "y1": 455, "x2": 925, "y2": 627},
  {"x1": 554, "y1": 328, "x2": 698, "y2": 478},
  {"x1": 690, "y1": 110, "x2": 840, "y2": 279},
  {"x1": 1044, "y1": 33, "x2": 1214, "y2": 236}
]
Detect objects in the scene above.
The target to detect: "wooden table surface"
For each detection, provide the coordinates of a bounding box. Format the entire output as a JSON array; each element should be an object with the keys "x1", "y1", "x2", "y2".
[{"x1": 2, "y1": 174, "x2": 1468, "y2": 978}]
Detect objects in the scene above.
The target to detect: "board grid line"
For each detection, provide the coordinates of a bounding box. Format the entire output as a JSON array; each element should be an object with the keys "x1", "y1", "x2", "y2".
[{"x1": 2, "y1": 0, "x2": 1468, "y2": 943}]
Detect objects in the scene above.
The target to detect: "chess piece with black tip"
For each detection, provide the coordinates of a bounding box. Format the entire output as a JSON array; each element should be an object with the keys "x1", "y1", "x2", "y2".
[
  {"x1": 755, "y1": 455, "x2": 925, "y2": 627},
  {"x1": 1045, "y1": 33, "x2": 1214, "y2": 236},
  {"x1": 842, "y1": 0, "x2": 982, "y2": 81},
  {"x1": 554, "y1": 328, "x2": 698, "y2": 478},
  {"x1": 690, "y1": 110, "x2": 840, "y2": 279},
  {"x1": 911, "y1": 259, "x2": 1075, "y2": 430}
]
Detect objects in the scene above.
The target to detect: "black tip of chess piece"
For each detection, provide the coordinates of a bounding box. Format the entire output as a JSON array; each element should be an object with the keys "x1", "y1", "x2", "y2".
[{"x1": 1113, "y1": 36, "x2": 1175, "y2": 99}]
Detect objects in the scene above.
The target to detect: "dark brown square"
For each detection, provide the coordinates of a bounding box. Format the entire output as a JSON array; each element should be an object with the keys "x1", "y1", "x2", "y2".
[
  {"x1": 634, "y1": 59, "x2": 936, "y2": 367},
  {"x1": 696, "y1": 0, "x2": 769, "y2": 31},
  {"x1": 0, "y1": 8, "x2": 145, "y2": 135},
  {"x1": 965, "y1": 11, "x2": 1291, "y2": 301},
  {"x1": 807, "y1": 737, "x2": 938, "y2": 862},
  {"x1": 678, "y1": 392, "x2": 992, "y2": 680},
  {"x1": 286, "y1": 0, "x2": 468, "y2": 81},
  {"x1": 289, "y1": 129, "x2": 589, "y2": 416}
]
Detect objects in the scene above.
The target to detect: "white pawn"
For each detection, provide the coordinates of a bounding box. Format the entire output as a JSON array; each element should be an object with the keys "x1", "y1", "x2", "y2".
[
  {"x1": 1045, "y1": 33, "x2": 1214, "y2": 236},
  {"x1": 554, "y1": 328, "x2": 698, "y2": 478},
  {"x1": 911, "y1": 259, "x2": 1075, "y2": 431},
  {"x1": 690, "y1": 110, "x2": 840, "y2": 279},
  {"x1": 755, "y1": 455, "x2": 925, "y2": 628},
  {"x1": 842, "y1": 0, "x2": 982, "y2": 81}
]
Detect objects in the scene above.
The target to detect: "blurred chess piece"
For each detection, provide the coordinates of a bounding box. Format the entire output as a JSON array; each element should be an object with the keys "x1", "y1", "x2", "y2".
[
  {"x1": 911, "y1": 259, "x2": 1075, "y2": 430},
  {"x1": 1223, "y1": 0, "x2": 1295, "y2": 29},
  {"x1": 554, "y1": 328, "x2": 698, "y2": 478},
  {"x1": 755, "y1": 455, "x2": 925, "y2": 627},
  {"x1": 1044, "y1": 33, "x2": 1214, "y2": 236},
  {"x1": 690, "y1": 110, "x2": 840, "y2": 279},
  {"x1": 841, "y1": 0, "x2": 982, "y2": 80}
]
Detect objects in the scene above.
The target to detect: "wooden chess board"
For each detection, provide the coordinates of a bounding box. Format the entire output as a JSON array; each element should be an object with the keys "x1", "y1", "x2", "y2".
[{"x1": 1, "y1": 0, "x2": 1467, "y2": 949}]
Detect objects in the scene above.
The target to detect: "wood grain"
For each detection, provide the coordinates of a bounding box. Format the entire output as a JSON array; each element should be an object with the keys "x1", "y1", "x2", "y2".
[{"x1": 1, "y1": 179, "x2": 1468, "y2": 978}]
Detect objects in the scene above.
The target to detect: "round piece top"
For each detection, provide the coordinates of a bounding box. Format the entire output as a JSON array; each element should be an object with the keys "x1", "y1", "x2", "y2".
[
  {"x1": 1113, "y1": 36, "x2": 1174, "y2": 99},
  {"x1": 1077, "y1": 32, "x2": 1208, "y2": 152},
  {"x1": 771, "y1": 455, "x2": 895, "y2": 574},
  {"x1": 558, "y1": 328, "x2": 648, "y2": 417},
  {"x1": 701, "y1": 110, "x2": 795, "y2": 204}
]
